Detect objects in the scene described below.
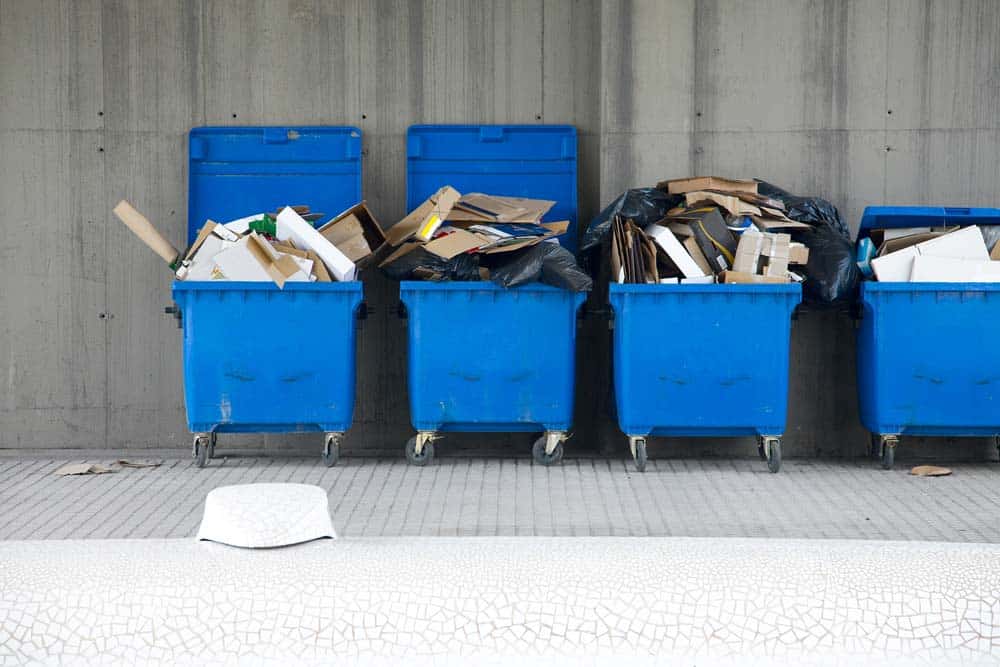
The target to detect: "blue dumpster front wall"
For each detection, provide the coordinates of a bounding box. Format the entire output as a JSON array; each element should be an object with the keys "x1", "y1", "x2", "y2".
[
  {"x1": 173, "y1": 282, "x2": 363, "y2": 433},
  {"x1": 401, "y1": 124, "x2": 584, "y2": 436},
  {"x1": 609, "y1": 284, "x2": 801, "y2": 438},
  {"x1": 858, "y1": 282, "x2": 1000, "y2": 436},
  {"x1": 181, "y1": 125, "x2": 364, "y2": 436},
  {"x1": 400, "y1": 282, "x2": 586, "y2": 433},
  {"x1": 856, "y1": 205, "x2": 1000, "y2": 437}
]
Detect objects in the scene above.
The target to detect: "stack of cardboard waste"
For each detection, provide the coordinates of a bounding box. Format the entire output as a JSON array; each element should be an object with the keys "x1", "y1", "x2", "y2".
[
  {"x1": 610, "y1": 176, "x2": 809, "y2": 284},
  {"x1": 379, "y1": 185, "x2": 570, "y2": 281},
  {"x1": 113, "y1": 200, "x2": 386, "y2": 287},
  {"x1": 859, "y1": 224, "x2": 1000, "y2": 282}
]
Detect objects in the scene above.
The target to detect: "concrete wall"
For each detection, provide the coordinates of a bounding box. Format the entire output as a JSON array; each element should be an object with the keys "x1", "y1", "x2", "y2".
[{"x1": 3, "y1": 0, "x2": 999, "y2": 460}]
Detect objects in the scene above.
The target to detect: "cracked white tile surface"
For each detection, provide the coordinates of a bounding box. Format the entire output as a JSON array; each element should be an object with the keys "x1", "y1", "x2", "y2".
[
  {"x1": 1, "y1": 537, "x2": 998, "y2": 665},
  {"x1": 197, "y1": 483, "x2": 336, "y2": 548}
]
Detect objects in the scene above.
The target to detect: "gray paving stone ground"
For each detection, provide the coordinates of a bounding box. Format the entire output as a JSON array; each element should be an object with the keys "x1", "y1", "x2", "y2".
[{"x1": 1, "y1": 456, "x2": 999, "y2": 541}]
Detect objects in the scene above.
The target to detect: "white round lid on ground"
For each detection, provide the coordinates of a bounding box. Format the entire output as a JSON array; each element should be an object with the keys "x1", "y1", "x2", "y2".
[{"x1": 197, "y1": 483, "x2": 336, "y2": 548}]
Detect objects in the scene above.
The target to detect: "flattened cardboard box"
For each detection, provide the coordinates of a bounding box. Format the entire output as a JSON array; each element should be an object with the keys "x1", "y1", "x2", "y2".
[
  {"x1": 447, "y1": 194, "x2": 555, "y2": 223},
  {"x1": 661, "y1": 176, "x2": 758, "y2": 196}
]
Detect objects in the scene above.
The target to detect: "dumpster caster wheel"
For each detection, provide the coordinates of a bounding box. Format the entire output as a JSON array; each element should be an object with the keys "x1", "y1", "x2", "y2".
[
  {"x1": 532, "y1": 433, "x2": 564, "y2": 466},
  {"x1": 193, "y1": 434, "x2": 210, "y2": 469},
  {"x1": 322, "y1": 433, "x2": 341, "y2": 467},
  {"x1": 628, "y1": 437, "x2": 647, "y2": 472},
  {"x1": 879, "y1": 436, "x2": 898, "y2": 470},
  {"x1": 405, "y1": 434, "x2": 435, "y2": 466},
  {"x1": 208, "y1": 432, "x2": 217, "y2": 460},
  {"x1": 868, "y1": 433, "x2": 882, "y2": 461},
  {"x1": 757, "y1": 436, "x2": 768, "y2": 461},
  {"x1": 763, "y1": 437, "x2": 781, "y2": 473}
]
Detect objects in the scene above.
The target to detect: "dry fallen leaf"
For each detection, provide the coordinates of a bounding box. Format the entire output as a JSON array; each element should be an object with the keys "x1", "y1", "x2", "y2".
[{"x1": 910, "y1": 465, "x2": 952, "y2": 477}]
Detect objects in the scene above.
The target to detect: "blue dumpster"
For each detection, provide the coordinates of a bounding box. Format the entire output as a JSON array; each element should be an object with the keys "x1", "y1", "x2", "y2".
[
  {"x1": 172, "y1": 126, "x2": 364, "y2": 467},
  {"x1": 609, "y1": 283, "x2": 802, "y2": 472},
  {"x1": 857, "y1": 206, "x2": 1000, "y2": 469},
  {"x1": 399, "y1": 124, "x2": 585, "y2": 465}
]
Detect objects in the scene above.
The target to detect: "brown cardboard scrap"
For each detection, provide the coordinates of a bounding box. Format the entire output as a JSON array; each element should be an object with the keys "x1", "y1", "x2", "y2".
[
  {"x1": 246, "y1": 232, "x2": 302, "y2": 288},
  {"x1": 319, "y1": 213, "x2": 364, "y2": 245},
  {"x1": 386, "y1": 186, "x2": 462, "y2": 245},
  {"x1": 733, "y1": 233, "x2": 764, "y2": 274},
  {"x1": 720, "y1": 270, "x2": 789, "y2": 284},
  {"x1": 751, "y1": 216, "x2": 811, "y2": 232},
  {"x1": 685, "y1": 191, "x2": 762, "y2": 218},
  {"x1": 661, "y1": 176, "x2": 758, "y2": 195},
  {"x1": 448, "y1": 194, "x2": 555, "y2": 223},
  {"x1": 991, "y1": 239, "x2": 1000, "y2": 260},
  {"x1": 54, "y1": 463, "x2": 114, "y2": 476},
  {"x1": 317, "y1": 202, "x2": 386, "y2": 267},
  {"x1": 335, "y1": 233, "x2": 373, "y2": 263},
  {"x1": 307, "y1": 250, "x2": 331, "y2": 281},
  {"x1": 423, "y1": 229, "x2": 485, "y2": 259},
  {"x1": 789, "y1": 242, "x2": 809, "y2": 265}
]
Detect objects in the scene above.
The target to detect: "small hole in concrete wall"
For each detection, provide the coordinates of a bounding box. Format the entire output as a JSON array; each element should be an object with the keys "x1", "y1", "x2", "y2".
[
  {"x1": 98, "y1": 111, "x2": 103, "y2": 117},
  {"x1": 696, "y1": 111, "x2": 702, "y2": 117},
  {"x1": 535, "y1": 114, "x2": 542, "y2": 120},
  {"x1": 887, "y1": 109, "x2": 893, "y2": 115},
  {"x1": 98, "y1": 147, "x2": 104, "y2": 152},
  {"x1": 232, "y1": 113, "x2": 237, "y2": 119},
  {"x1": 362, "y1": 114, "x2": 367, "y2": 119}
]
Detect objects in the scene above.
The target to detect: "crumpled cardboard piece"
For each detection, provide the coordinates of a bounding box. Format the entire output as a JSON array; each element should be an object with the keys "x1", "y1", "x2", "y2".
[
  {"x1": 447, "y1": 193, "x2": 555, "y2": 223},
  {"x1": 54, "y1": 463, "x2": 114, "y2": 476},
  {"x1": 386, "y1": 186, "x2": 462, "y2": 246}
]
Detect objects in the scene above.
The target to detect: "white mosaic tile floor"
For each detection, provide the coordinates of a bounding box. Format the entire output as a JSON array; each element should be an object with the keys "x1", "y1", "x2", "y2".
[{"x1": 2, "y1": 536, "x2": 999, "y2": 664}]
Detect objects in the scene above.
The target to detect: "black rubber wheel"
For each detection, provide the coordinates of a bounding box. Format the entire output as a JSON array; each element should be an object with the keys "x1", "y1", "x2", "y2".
[
  {"x1": 208, "y1": 432, "x2": 217, "y2": 459},
  {"x1": 869, "y1": 433, "x2": 882, "y2": 461},
  {"x1": 322, "y1": 438, "x2": 340, "y2": 467},
  {"x1": 767, "y1": 439, "x2": 781, "y2": 474},
  {"x1": 757, "y1": 437, "x2": 767, "y2": 461},
  {"x1": 405, "y1": 436, "x2": 434, "y2": 466},
  {"x1": 634, "y1": 439, "x2": 647, "y2": 473},
  {"x1": 195, "y1": 438, "x2": 209, "y2": 469},
  {"x1": 532, "y1": 436, "x2": 564, "y2": 466},
  {"x1": 880, "y1": 441, "x2": 895, "y2": 470}
]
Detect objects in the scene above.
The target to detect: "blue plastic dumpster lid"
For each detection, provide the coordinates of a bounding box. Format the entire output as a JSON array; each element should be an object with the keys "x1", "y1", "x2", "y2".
[
  {"x1": 188, "y1": 126, "x2": 362, "y2": 243},
  {"x1": 406, "y1": 125, "x2": 578, "y2": 251},
  {"x1": 857, "y1": 206, "x2": 1000, "y2": 241}
]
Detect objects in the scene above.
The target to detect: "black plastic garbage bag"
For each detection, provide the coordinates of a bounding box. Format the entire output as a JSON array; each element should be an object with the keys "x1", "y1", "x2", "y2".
[
  {"x1": 580, "y1": 188, "x2": 681, "y2": 253},
  {"x1": 756, "y1": 180, "x2": 851, "y2": 237},
  {"x1": 488, "y1": 242, "x2": 593, "y2": 292},
  {"x1": 380, "y1": 247, "x2": 481, "y2": 282},
  {"x1": 755, "y1": 180, "x2": 860, "y2": 305}
]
